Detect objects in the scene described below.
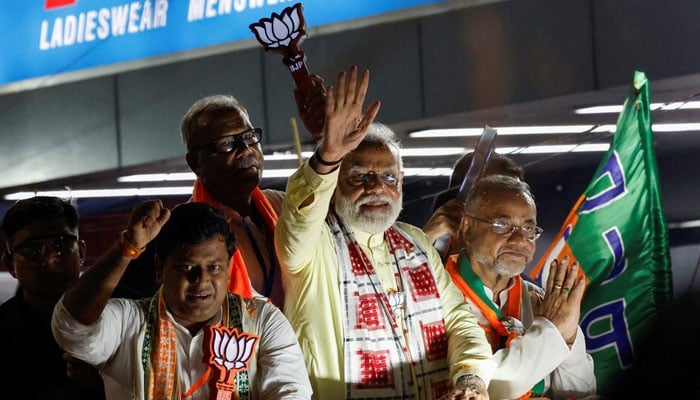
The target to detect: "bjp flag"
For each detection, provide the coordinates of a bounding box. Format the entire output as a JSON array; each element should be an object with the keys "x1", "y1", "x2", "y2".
[{"x1": 529, "y1": 71, "x2": 672, "y2": 394}]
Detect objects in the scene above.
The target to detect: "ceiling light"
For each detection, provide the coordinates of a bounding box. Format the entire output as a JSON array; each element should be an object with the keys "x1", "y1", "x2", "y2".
[
  {"x1": 262, "y1": 169, "x2": 298, "y2": 178},
  {"x1": 575, "y1": 101, "x2": 700, "y2": 114},
  {"x1": 652, "y1": 123, "x2": 700, "y2": 132},
  {"x1": 573, "y1": 143, "x2": 610, "y2": 152},
  {"x1": 667, "y1": 219, "x2": 700, "y2": 229},
  {"x1": 401, "y1": 147, "x2": 471, "y2": 156},
  {"x1": 4, "y1": 186, "x2": 194, "y2": 200},
  {"x1": 408, "y1": 128, "x2": 486, "y2": 138},
  {"x1": 591, "y1": 125, "x2": 616, "y2": 133},
  {"x1": 403, "y1": 168, "x2": 453, "y2": 176},
  {"x1": 514, "y1": 145, "x2": 578, "y2": 154},
  {"x1": 118, "y1": 172, "x2": 195, "y2": 182},
  {"x1": 409, "y1": 125, "x2": 596, "y2": 138},
  {"x1": 264, "y1": 151, "x2": 314, "y2": 161},
  {"x1": 494, "y1": 147, "x2": 521, "y2": 154}
]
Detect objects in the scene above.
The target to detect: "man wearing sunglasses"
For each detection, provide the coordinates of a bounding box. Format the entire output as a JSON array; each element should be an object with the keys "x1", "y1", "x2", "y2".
[
  {"x1": 445, "y1": 175, "x2": 596, "y2": 399},
  {"x1": 0, "y1": 196, "x2": 104, "y2": 399},
  {"x1": 180, "y1": 95, "x2": 286, "y2": 307}
]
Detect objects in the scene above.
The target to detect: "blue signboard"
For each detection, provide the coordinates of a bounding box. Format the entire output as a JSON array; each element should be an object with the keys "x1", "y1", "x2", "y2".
[{"x1": 0, "y1": 0, "x2": 444, "y2": 88}]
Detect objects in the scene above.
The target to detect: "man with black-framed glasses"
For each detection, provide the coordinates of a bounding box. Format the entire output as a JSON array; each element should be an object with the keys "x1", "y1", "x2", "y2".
[
  {"x1": 0, "y1": 196, "x2": 105, "y2": 399},
  {"x1": 444, "y1": 175, "x2": 596, "y2": 399},
  {"x1": 180, "y1": 95, "x2": 287, "y2": 308}
]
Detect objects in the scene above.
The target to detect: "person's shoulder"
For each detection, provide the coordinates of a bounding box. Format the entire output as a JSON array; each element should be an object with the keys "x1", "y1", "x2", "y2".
[
  {"x1": 394, "y1": 221, "x2": 430, "y2": 241},
  {"x1": 262, "y1": 188, "x2": 285, "y2": 213},
  {"x1": 262, "y1": 188, "x2": 284, "y2": 200},
  {"x1": 0, "y1": 296, "x2": 19, "y2": 322},
  {"x1": 395, "y1": 220, "x2": 420, "y2": 231}
]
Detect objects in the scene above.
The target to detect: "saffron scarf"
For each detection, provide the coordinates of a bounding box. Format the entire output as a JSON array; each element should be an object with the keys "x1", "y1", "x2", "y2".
[
  {"x1": 192, "y1": 179, "x2": 278, "y2": 298},
  {"x1": 327, "y1": 211, "x2": 453, "y2": 400},
  {"x1": 445, "y1": 252, "x2": 545, "y2": 398},
  {"x1": 139, "y1": 291, "x2": 256, "y2": 400}
]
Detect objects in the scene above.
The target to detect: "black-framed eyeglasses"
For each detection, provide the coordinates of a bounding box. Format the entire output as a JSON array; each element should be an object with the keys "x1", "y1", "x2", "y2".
[
  {"x1": 195, "y1": 128, "x2": 262, "y2": 154},
  {"x1": 347, "y1": 171, "x2": 400, "y2": 187},
  {"x1": 466, "y1": 214, "x2": 543, "y2": 241},
  {"x1": 8, "y1": 233, "x2": 79, "y2": 262}
]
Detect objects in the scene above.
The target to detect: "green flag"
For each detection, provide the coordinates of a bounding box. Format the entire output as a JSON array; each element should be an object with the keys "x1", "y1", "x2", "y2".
[{"x1": 529, "y1": 71, "x2": 672, "y2": 394}]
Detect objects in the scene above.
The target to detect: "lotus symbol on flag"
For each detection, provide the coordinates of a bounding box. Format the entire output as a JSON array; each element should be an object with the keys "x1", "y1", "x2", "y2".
[
  {"x1": 250, "y1": 3, "x2": 305, "y2": 54},
  {"x1": 210, "y1": 326, "x2": 258, "y2": 371}
]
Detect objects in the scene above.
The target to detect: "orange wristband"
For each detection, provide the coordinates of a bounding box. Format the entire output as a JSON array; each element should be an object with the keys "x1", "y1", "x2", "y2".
[{"x1": 118, "y1": 230, "x2": 145, "y2": 259}]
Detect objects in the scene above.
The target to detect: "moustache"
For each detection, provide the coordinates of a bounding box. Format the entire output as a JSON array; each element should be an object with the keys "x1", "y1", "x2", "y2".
[
  {"x1": 356, "y1": 194, "x2": 395, "y2": 207},
  {"x1": 232, "y1": 156, "x2": 261, "y2": 169}
]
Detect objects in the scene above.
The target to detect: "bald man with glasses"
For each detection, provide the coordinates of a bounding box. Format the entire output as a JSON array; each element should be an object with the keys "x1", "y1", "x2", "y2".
[
  {"x1": 444, "y1": 175, "x2": 596, "y2": 399},
  {"x1": 180, "y1": 96, "x2": 287, "y2": 307}
]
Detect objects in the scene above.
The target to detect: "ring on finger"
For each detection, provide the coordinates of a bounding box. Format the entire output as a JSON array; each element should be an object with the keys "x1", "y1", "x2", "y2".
[
  {"x1": 553, "y1": 284, "x2": 562, "y2": 290},
  {"x1": 562, "y1": 287, "x2": 571, "y2": 295}
]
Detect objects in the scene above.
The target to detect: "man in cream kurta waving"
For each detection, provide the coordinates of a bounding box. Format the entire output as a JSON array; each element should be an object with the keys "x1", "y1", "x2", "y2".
[{"x1": 275, "y1": 65, "x2": 495, "y2": 400}]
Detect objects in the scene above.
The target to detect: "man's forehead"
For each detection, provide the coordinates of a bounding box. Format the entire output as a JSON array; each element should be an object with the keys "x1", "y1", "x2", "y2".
[
  {"x1": 345, "y1": 145, "x2": 399, "y2": 169},
  {"x1": 479, "y1": 191, "x2": 536, "y2": 216},
  {"x1": 9, "y1": 217, "x2": 75, "y2": 245},
  {"x1": 194, "y1": 109, "x2": 252, "y2": 138}
]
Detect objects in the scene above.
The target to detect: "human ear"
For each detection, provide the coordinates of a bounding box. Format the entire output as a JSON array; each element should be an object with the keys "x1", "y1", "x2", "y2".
[
  {"x1": 78, "y1": 240, "x2": 87, "y2": 266},
  {"x1": 185, "y1": 152, "x2": 200, "y2": 174},
  {"x1": 458, "y1": 215, "x2": 472, "y2": 248},
  {"x1": 2, "y1": 252, "x2": 16, "y2": 278},
  {"x1": 154, "y1": 255, "x2": 164, "y2": 284}
]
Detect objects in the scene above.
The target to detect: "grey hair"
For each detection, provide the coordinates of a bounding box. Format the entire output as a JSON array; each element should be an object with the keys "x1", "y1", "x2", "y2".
[
  {"x1": 180, "y1": 94, "x2": 249, "y2": 150},
  {"x1": 465, "y1": 174, "x2": 535, "y2": 214},
  {"x1": 359, "y1": 122, "x2": 403, "y2": 170}
]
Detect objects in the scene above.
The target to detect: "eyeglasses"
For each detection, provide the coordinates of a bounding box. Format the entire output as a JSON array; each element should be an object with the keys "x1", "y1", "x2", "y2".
[
  {"x1": 347, "y1": 171, "x2": 400, "y2": 187},
  {"x1": 8, "y1": 233, "x2": 79, "y2": 262},
  {"x1": 466, "y1": 214, "x2": 543, "y2": 241},
  {"x1": 195, "y1": 128, "x2": 262, "y2": 154}
]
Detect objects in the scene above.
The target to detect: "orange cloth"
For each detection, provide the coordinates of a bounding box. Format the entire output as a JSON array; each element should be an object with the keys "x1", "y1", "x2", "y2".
[{"x1": 192, "y1": 180, "x2": 278, "y2": 298}]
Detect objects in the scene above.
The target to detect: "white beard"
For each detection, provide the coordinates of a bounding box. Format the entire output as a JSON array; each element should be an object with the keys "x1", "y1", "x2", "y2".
[
  {"x1": 473, "y1": 250, "x2": 527, "y2": 278},
  {"x1": 334, "y1": 192, "x2": 403, "y2": 234}
]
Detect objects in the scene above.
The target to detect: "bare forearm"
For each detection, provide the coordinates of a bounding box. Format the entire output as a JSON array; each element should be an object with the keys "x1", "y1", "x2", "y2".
[
  {"x1": 62, "y1": 243, "x2": 131, "y2": 325},
  {"x1": 62, "y1": 200, "x2": 169, "y2": 325}
]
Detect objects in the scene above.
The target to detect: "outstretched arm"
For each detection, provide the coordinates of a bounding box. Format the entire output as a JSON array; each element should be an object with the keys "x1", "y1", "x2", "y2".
[
  {"x1": 61, "y1": 200, "x2": 170, "y2": 325},
  {"x1": 276, "y1": 66, "x2": 380, "y2": 272},
  {"x1": 310, "y1": 65, "x2": 381, "y2": 175}
]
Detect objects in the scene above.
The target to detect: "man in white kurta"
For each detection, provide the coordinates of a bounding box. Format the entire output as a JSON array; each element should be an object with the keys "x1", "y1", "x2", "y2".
[
  {"x1": 53, "y1": 295, "x2": 309, "y2": 400},
  {"x1": 52, "y1": 201, "x2": 311, "y2": 400},
  {"x1": 440, "y1": 175, "x2": 596, "y2": 399},
  {"x1": 275, "y1": 67, "x2": 494, "y2": 400}
]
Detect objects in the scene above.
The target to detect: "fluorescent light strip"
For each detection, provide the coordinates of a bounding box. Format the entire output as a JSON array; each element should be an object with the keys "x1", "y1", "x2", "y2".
[
  {"x1": 573, "y1": 143, "x2": 610, "y2": 152},
  {"x1": 576, "y1": 101, "x2": 700, "y2": 114},
  {"x1": 668, "y1": 219, "x2": 700, "y2": 229},
  {"x1": 410, "y1": 122, "x2": 700, "y2": 138},
  {"x1": 4, "y1": 186, "x2": 194, "y2": 200},
  {"x1": 118, "y1": 172, "x2": 196, "y2": 182},
  {"x1": 652, "y1": 123, "x2": 700, "y2": 132},
  {"x1": 514, "y1": 145, "x2": 578, "y2": 154},
  {"x1": 264, "y1": 151, "x2": 314, "y2": 161},
  {"x1": 6, "y1": 142, "x2": 614, "y2": 200},
  {"x1": 409, "y1": 125, "x2": 596, "y2": 138},
  {"x1": 401, "y1": 147, "x2": 470, "y2": 156},
  {"x1": 403, "y1": 168, "x2": 453, "y2": 177}
]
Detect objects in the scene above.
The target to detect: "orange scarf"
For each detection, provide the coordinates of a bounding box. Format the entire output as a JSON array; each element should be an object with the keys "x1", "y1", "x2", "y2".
[{"x1": 192, "y1": 180, "x2": 278, "y2": 298}]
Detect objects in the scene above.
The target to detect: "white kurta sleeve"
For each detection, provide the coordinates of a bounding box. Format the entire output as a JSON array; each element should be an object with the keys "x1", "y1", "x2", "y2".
[
  {"x1": 51, "y1": 296, "x2": 139, "y2": 368},
  {"x1": 254, "y1": 302, "x2": 313, "y2": 399},
  {"x1": 488, "y1": 317, "x2": 595, "y2": 400},
  {"x1": 548, "y1": 327, "x2": 596, "y2": 399}
]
